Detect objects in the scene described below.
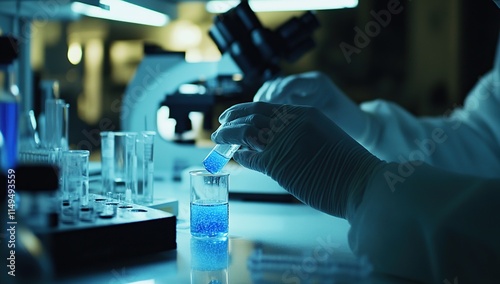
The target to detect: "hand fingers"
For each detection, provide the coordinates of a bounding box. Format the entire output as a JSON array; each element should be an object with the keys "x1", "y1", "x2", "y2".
[
  {"x1": 219, "y1": 102, "x2": 282, "y2": 124},
  {"x1": 214, "y1": 104, "x2": 302, "y2": 152},
  {"x1": 221, "y1": 113, "x2": 270, "y2": 130},
  {"x1": 212, "y1": 122, "x2": 266, "y2": 151},
  {"x1": 233, "y1": 150, "x2": 266, "y2": 174},
  {"x1": 212, "y1": 113, "x2": 270, "y2": 151}
]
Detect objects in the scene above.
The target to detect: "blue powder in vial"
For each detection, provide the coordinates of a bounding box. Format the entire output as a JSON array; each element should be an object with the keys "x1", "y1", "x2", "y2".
[
  {"x1": 203, "y1": 150, "x2": 230, "y2": 174},
  {"x1": 190, "y1": 201, "x2": 228, "y2": 237}
]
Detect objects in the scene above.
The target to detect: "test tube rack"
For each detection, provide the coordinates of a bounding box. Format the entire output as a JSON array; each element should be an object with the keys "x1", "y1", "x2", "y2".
[{"x1": 31, "y1": 197, "x2": 177, "y2": 275}]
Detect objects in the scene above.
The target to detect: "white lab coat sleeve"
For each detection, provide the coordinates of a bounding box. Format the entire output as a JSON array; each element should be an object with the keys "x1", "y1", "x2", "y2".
[
  {"x1": 347, "y1": 162, "x2": 500, "y2": 283},
  {"x1": 356, "y1": 69, "x2": 500, "y2": 178}
]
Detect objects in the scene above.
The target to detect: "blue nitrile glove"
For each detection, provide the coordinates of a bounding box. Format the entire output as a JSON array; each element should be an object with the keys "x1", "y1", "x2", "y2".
[
  {"x1": 254, "y1": 71, "x2": 369, "y2": 141},
  {"x1": 211, "y1": 102, "x2": 384, "y2": 219}
]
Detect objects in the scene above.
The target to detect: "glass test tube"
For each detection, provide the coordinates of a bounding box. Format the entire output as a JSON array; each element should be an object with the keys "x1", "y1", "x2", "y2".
[
  {"x1": 134, "y1": 131, "x2": 156, "y2": 205},
  {"x1": 44, "y1": 99, "x2": 69, "y2": 150},
  {"x1": 61, "y1": 150, "x2": 90, "y2": 206},
  {"x1": 60, "y1": 150, "x2": 89, "y2": 224},
  {"x1": 38, "y1": 80, "x2": 59, "y2": 146},
  {"x1": 202, "y1": 144, "x2": 240, "y2": 174}
]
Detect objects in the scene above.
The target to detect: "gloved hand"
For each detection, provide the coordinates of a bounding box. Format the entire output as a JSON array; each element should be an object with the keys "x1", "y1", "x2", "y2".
[
  {"x1": 212, "y1": 102, "x2": 385, "y2": 219},
  {"x1": 254, "y1": 71, "x2": 369, "y2": 140}
]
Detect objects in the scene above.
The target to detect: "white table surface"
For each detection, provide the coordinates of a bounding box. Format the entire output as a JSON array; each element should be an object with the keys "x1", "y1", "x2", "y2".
[{"x1": 48, "y1": 176, "x2": 414, "y2": 284}]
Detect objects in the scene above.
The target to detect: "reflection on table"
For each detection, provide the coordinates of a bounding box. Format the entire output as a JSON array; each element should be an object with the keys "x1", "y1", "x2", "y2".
[{"x1": 191, "y1": 236, "x2": 229, "y2": 284}]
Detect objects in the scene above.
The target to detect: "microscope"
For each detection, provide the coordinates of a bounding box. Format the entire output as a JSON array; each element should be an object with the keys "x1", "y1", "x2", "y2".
[
  {"x1": 161, "y1": 0, "x2": 320, "y2": 143},
  {"x1": 209, "y1": 0, "x2": 320, "y2": 87},
  {"x1": 122, "y1": 1, "x2": 319, "y2": 194}
]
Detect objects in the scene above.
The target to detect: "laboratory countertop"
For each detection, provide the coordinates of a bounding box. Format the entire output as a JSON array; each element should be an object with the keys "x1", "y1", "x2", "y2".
[{"x1": 46, "y1": 177, "x2": 414, "y2": 284}]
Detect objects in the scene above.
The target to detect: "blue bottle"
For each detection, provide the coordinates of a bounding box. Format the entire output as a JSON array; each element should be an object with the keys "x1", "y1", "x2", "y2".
[{"x1": 0, "y1": 36, "x2": 20, "y2": 173}]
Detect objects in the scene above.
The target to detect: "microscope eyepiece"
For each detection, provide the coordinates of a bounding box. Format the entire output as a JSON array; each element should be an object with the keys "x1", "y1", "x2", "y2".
[{"x1": 209, "y1": 1, "x2": 320, "y2": 87}]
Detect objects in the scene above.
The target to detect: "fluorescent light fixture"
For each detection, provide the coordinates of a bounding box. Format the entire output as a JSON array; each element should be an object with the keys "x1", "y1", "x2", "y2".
[
  {"x1": 206, "y1": 0, "x2": 358, "y2": 13},
  {"x1": 71, "y1": 0, "x2": 169, "y2": 26}
]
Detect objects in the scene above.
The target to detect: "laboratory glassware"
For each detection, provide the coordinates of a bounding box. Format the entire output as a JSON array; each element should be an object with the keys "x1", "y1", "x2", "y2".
[
  {"x1": 60, "y1": 150, "x2": 90, "y2": 224},
  {"x1": 38, "y1": 80, "x2": 59, "y2": 146},
  {"x1": 61, "y1": 150, "x2": 90, "y2": 204},
  {"x1": 100, "y1": 131, "x2": 137, "y2": 197},
  {"x1": 190, "y1": 170, "x2": 229, "y2": 238},
  {"x1": 18, "y1": 109, "x2": 40, "y2": 153},
  {"x1": 134, "y1": 131, "x2": 156, "y2": 205},
  {"x1": 43, "y1": 99, "x2": 69, "y2": 150},
  {"x1": 203, "y1": 144, "x2": 240, "y2": 174}
]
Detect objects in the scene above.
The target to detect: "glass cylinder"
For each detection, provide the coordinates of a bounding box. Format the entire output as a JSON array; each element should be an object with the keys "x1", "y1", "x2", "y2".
[
  {"x1": 61, "y1": 150, "x2": 90, "y2": 205},
  {"x1": 60, "y1": 150, "x2": 89, "y2": 224},
  {"x1": 43, "y1": 99, "x2": 69, "y2": 150},
  {"x1": 190, "y1": 170, "x2": 229, "y2": 238},
  {"x1": 134, "y1": 131, "x2": 156, "y2": 205},
  {"x1": 100, "y1": 131, "x2": 137, "y2": 197}
]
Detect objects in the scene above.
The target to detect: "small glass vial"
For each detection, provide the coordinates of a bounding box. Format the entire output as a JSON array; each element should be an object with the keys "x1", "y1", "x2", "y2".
[{"x1": 202, "y1": 144, "x2": 240, "y2": 174}]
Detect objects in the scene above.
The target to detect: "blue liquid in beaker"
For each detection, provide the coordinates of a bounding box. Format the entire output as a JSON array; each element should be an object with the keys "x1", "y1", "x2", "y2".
[{"x1": 190, "y1": 201, "x2": 229, "y2": 237}]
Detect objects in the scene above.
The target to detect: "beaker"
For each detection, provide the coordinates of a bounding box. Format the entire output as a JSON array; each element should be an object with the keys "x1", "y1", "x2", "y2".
[
  {"x1": 100, "y1": 131, "x2": 137, "y2": 197},
  {"x1": 190, "y1": 170, "x2": 229, "y2": 238}
]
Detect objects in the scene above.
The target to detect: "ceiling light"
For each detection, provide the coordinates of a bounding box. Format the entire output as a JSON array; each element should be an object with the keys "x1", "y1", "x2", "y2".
[
  {"x1": 71, "y1": 0, "x2": 169, "y2": 26},
  {"x1": 206, "y1": 0, "x2": 358, "y2": 13}
]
